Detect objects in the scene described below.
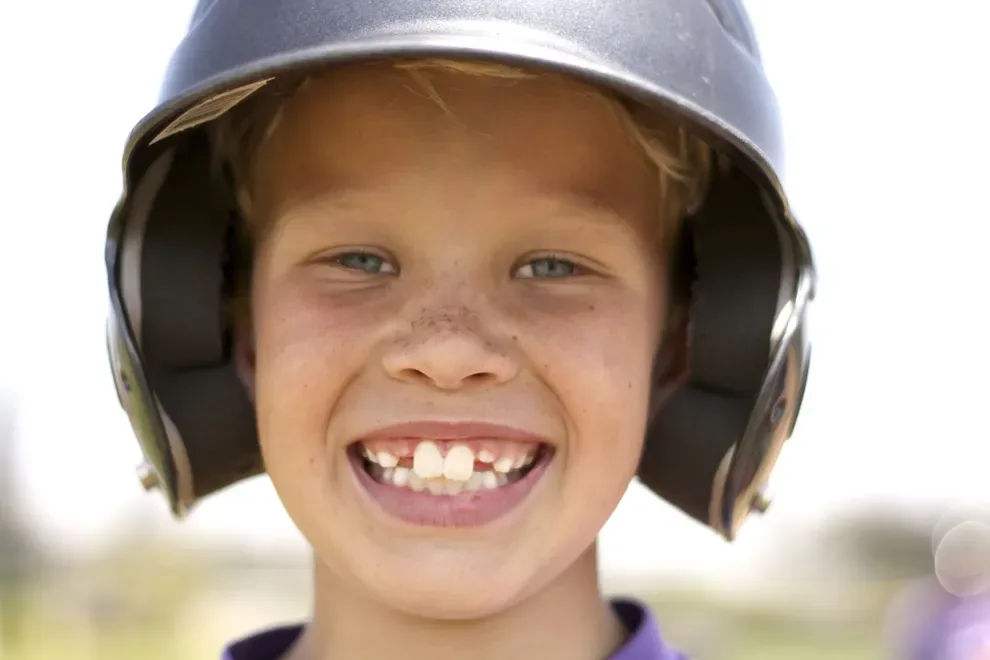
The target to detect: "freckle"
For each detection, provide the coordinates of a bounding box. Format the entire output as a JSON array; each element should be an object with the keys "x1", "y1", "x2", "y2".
[{"x1": 588, "y1": 305, "x2": 595, "y2": 311}]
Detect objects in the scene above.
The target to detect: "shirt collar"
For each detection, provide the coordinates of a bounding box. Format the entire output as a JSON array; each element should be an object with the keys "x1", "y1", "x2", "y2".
[{"x1": 222, "y1": 598, "x2": 683, "y2": 660}]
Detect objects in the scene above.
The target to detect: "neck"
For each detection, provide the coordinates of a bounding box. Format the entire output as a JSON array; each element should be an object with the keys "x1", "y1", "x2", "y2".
[{"x1": 289, "y1": 545, "x2": 626, "y2": 660}]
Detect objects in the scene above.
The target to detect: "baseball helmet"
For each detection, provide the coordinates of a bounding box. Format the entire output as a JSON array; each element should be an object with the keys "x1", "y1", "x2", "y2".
[{"x1": 105, "y1": 0, "x2": 816, "y2": 540}]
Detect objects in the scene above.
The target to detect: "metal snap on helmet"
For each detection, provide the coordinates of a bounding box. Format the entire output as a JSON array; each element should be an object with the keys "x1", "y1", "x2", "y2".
[{"x1": 105, "y1": 0, "x2": 815, "y2": 540}]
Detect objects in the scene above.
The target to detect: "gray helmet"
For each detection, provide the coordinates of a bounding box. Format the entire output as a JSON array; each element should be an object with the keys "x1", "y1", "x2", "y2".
[{"x1": 105, "y1": 0, "x2": 815, "y2": 541}]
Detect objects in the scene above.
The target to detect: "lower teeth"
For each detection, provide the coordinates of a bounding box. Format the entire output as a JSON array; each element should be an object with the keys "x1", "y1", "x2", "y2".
[{"x1": 364, "y1": 462, "x2": 528, "y2": 494}]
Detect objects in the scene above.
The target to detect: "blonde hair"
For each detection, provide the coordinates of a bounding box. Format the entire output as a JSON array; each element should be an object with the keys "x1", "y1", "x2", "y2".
[{"x1": 209, "y1": 58, "x2": 712, "y2": 240}]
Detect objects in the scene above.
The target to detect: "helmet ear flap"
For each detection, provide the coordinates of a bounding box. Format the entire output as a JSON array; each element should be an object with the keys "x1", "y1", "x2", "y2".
[
  {"x1": 638, "y1": 164, "x2": 804, "y2": 540},
  {"x1": 108, "y1": 134, "x2": 264, "y2": 514},
  {"x1": 641, "y1": 386, "x2": 755, "y2": 528}
]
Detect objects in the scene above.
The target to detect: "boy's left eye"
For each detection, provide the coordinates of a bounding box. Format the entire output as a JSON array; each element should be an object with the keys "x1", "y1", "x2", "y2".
[
  {"x1": 515, "y1": 256, "x2": 584, "y2": 279},
  {"x1": 331, "y1": 251, "x2": 397, "y2": 275}
]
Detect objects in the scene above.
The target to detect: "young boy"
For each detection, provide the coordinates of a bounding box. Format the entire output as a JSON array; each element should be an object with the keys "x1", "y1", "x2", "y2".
[{"x1": 104, "y1": 1, "x2": 815, "y2": 658}]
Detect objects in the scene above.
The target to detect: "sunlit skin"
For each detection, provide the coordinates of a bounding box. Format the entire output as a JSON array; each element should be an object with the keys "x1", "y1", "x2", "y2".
[{"x1": 235, "y1": 63, "x2": 684, "y2": 660}]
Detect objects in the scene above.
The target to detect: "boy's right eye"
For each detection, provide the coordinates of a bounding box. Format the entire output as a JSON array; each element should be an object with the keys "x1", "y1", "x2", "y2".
[{"x1": 329, "y1": 251, "x2": 397, "y2": 275}]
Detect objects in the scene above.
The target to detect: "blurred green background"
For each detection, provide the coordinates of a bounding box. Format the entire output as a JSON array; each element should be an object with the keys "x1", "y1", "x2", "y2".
[{"x1": 2, "y1": 507, "x2": 943, "y2": 660}]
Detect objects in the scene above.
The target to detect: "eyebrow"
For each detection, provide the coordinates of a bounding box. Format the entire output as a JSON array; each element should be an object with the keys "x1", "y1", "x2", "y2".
[
  {"x1": 270, "y1": 186, "x2": 645, "y2": 246},
  {"x1": 270, "y1": 189, "x2": 378, "y2": 230},
  {"x1": 523, "y1": 192, "x2": 640, "y2": 231},
  {"x1": 278, "y1": 187, "x2": 624, "y2": 217}
]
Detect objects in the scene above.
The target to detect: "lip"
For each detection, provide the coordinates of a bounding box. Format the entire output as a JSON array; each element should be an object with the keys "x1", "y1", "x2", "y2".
[
  {"x1": 354, "y1": 420, "x2": 553, "y2": 444},
  {"x1": 350, "y1": 448, "x2": 553, "y2": 528},
  {"x1": 346, "y1": 419, "x2": 555, "y2": 528}
]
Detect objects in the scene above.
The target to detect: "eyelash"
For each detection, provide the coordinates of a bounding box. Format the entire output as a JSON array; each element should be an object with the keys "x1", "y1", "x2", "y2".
[
  {"x1": 327, "y1": 251, "x2": 397, "y2": 275},
  {"x1": 514, "y1": 255, "x2": 588, "y2": 279},
  {"x1": 324, "y1": 251, "x2": 591, "y2": 279}
]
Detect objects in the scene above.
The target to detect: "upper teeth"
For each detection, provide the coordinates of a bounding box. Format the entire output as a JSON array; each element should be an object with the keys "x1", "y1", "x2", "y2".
[
  {"x1": 442, "y1": 445, "x2": 475, "y2": 481},
  {"x1": 366, "y1": 440, "x2": 536, "y2": 486},
  {"x1": 493, "y1": 456, "x2": 514, "y2": 473},
  {"x1": 412, "y1": 441, "x2": 444, "y2": 479}
]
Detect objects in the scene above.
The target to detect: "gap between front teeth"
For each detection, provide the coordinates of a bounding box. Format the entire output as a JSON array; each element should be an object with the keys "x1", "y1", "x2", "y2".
[{"x1": 365, "y1": 440, "x2": 536, "y2": 493}]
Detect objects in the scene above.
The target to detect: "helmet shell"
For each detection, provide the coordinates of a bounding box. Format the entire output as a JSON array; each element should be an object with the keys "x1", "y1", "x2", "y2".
[{"x1": 105, "y1": 0, "x2": 816, "y2": 540}]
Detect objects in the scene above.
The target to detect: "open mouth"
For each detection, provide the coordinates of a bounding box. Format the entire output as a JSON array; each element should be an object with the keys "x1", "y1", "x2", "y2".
[
  {"x1": 347, "y1": 437, "x2": 555, "y2": 527},
  {"x1": 350, "y1": 440, "x2": 553, "y2": 495}
]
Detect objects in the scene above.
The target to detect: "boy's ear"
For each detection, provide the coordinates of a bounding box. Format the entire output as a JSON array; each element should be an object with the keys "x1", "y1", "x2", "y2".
[
  {"x1": 652, "y1": 302, "x2": 691, "y2": 407},
  {"x1": 232, "y1": 311, "x2": 257, "y2": 401}
]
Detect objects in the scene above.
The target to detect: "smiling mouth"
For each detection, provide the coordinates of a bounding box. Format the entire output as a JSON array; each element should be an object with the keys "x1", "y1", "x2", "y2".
[
  {"x1": 350, "y1": 440, "x2": 553, "y2": 495},
  {"x1": 347, "y1": 436, "x2": 556, "y2": 527}
]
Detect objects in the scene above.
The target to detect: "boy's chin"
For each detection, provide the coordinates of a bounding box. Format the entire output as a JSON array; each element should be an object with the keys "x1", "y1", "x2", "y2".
[
  {"x1": 353, "y1": 550, "x2": 551, "y2": 620},
  {"x1": 374, "y1": 577, "x2": 535, "y2": 620}
]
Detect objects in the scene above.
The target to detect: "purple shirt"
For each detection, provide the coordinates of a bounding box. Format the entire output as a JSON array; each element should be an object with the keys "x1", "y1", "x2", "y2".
[
  {"x1": 888, "y1": 580, "x2": 990, "y2": 659},
  {"x1": 912, "y1": 593, "x2": 990, "y2": 660},
  {"x1": 222, "y1": 598, "x2": 685, "y2": 660}
]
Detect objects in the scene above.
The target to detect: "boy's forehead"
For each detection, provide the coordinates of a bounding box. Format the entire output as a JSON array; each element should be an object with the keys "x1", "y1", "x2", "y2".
[
  {"x1": 255, "y1": 64, "x2": 656, "y2": 223},
  {"x1": 272, "y1": 65, "x2": 634, "y2": 159}
]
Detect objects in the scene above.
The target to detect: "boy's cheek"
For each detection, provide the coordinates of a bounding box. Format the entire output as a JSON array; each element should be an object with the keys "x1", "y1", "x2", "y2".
[
  {"x1": 249, "y1": 286, "x2": 372, "y2": 429},
  {"x1": 250, "y1": 266, "x2": 658, "y2": 433},
  {"x1": 253, "y1": 268, "x2": 391, "y2": 347},
  {"x1": 535, "y1": 316, "x2": 656, "y2": 454}
]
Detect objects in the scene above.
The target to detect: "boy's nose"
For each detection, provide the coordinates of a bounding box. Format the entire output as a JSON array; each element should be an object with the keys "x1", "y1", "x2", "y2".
[{"x1": 381, "y1": 322, "x2": 520, "y2": 391}]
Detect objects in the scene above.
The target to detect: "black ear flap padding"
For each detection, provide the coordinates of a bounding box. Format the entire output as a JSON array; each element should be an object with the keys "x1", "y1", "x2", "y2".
[
  {"x1": 141, "y1": 135, "x2": 229, "y2": 370},
  {"x1": 152, "y1": 364, "x2": 262, "y2": 499},
  {"x1": 139, "y1": 134, "x2": 262, "y2": 501},
  {"x1": 689, "y1": 168, "x2": 781, "y2": 394},
  {"x1": 640, "y1": 387, "x2": 753, "y2": 525},
  {"x1": 638, "y1": 167, "x2": 783, "y2": 529}
]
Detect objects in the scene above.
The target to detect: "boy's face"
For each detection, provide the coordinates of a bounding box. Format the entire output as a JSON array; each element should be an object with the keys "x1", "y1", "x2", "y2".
[{"x1": 242, "y1": 64, "x2": 672, "y2": 618}]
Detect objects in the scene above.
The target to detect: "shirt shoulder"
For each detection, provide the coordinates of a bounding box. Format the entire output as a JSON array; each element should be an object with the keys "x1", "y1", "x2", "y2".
[
  {"x1": 222, "y1": 624, "x2": 303, "y2": 660},
  {"x1": 887, "y1": 581, "x2": 990, "y2": 660},
  {"x1": 927, "y1": 596, "x2": 990, "y2": 660},
  {"x1": 610, "y1": 598, "x2": 687, "y2": 660},
  {"x1": 221, "y1": 598, "x2": 685, "y2": 660}
]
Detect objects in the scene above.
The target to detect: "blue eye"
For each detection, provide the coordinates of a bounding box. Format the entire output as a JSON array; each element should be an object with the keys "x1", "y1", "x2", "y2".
[
  {"x1": 334, "y1": 251, "x2": 396, "y2": 274},
  {"x1": 516, "y1": 257, "x2": 580, "y2": 279}
]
